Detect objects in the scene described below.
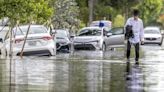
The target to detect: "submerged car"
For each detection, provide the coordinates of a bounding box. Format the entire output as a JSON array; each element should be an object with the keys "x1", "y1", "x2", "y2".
[
  {"x1": 73, "y1": 27, "x2": 125, "y2": 51},
  {"x1": 144, "y1": 27, "x2": 163, "y2": 45},
  {"x1": 2, "y1": 25, "x2": 56, "y2": 56},
  {"x1": 0, "y1": 26, "x2": 9, "y2": 54},
  {"x1": 52, "y1": 29, "x2": 72, "y2": 52}
]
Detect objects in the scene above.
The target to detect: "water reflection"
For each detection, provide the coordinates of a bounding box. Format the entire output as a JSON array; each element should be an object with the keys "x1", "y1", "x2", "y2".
[
  {"x1": 125, "y1": 62, "x2": 144, "y2": 92},
  {"x1": 1, "y1": 46, "x2": 164, "y2": 92},
  {"x1": 71, "y1": 50, "x2": 124, "y2": 60},
  {"x1": 0, "y1": 57, "x2": 128, "y2": 92},
  {"x1": 1, "y1": 44, "x2": 164, "y2": 92},
  {"x1": 0, "y1": 59, "x2": 8, "y2": 92},
  {"x1": 51, "y1": 61, "x2": 69, "y2": 92}
]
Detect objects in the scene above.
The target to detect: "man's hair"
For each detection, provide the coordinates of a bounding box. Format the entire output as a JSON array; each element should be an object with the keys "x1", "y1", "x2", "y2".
[{"x1": 133, "y1": 9, "x2": 139, "y2": 16}]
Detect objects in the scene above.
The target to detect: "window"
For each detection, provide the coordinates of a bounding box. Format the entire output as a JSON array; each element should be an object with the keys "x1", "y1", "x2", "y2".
[
  {"x1": 14, "y1": 26, "x2": 47, "y2": 36},
  {"x1": 56, "y1": 30, "x2": 68, "y2": 38},
  {"x1": 144, "y1": 29, "x2": 160, "y2": 34},
  {"x1": 110, "y1": 28, "x2": 124, "y2": 35},
  {"x1": 79, "y1": 29, "x2": 101, "y2": 36}
]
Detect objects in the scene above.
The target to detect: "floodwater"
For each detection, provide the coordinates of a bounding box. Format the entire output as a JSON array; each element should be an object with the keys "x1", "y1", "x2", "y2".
[{"x1": 0, "y1": 45, "x2": 164, "y2": 92}]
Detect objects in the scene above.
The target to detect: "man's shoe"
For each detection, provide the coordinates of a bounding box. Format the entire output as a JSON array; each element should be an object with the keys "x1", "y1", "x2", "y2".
[
  {"x1": 135, "y1": 61, "x2": 139, "y2": 65},
  {"x1": 127, "y1": 58, "x2": 130, "y2": 62}
]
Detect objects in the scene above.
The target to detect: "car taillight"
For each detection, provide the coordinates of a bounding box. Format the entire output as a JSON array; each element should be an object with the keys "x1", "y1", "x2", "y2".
[
  {"x1": 15, "y1": 38, "x2": 24, "y2": 43},
  {"x1": 42, "y1": 36, "x2": 53, "y2": 40}
]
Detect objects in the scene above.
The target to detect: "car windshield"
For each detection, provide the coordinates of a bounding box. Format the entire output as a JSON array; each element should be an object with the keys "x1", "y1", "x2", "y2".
[
  {"x1": 15, "y1": 26, "x2": 47, "y2": 36},
  {"x1": 78, "y1": 29, "x2": 101, "y2": 36},
  {"x1": 144, "y1": 29, "x2": 160, "y2": 34},
  {"x1": 56, "y1": 30, "x2": 68, "y2": 38}
]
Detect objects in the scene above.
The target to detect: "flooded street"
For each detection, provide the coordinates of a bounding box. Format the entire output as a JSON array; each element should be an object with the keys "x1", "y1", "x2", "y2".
[{"x1": 0, "y1": 44, "x2": 164, "y2": 92}]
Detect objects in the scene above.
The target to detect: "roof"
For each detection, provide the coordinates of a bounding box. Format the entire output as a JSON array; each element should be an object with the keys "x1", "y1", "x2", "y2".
[
  {"x1": 144, "y1": 26, "x2": 160, "y2": 30},
  {"x1": 81, "y1": 26, "x2": 103, "y2": 30},
  {"x1": 18, "y1": 25, "x2": 45, "y2": 28},
  {"x1": 90, "y1": 20, "x2": 112, "y2": 27}
]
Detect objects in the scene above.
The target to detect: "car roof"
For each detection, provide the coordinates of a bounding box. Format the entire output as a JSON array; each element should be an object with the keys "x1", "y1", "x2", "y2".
[
  {"x1": 13, "y1": 25, "x2": 47, "y2": 31},
  {"x1": 18, "y1": 25, "x2": 46, "y2": 28},
  {"x1": 91, "y1": 20, "x2": 112, "y2": 23},
  {"x1": 56, "y1": 29, "x2": 68, "y2": 33},
  {"x1": 81, "y1": 27, "x2": 104, "y2": 30},
  {"x1": 55, "y1": 29, "x2": 69, "y2": 31},
  {"x1": 53, "y1": 29, "x2": 69, "y2": 34},
  {"x1": 144, "y1": 26, "x2": 160, "y2": 30},
  {"x1": 90, "y1": 20, "x2": 112, "y2": 28}
]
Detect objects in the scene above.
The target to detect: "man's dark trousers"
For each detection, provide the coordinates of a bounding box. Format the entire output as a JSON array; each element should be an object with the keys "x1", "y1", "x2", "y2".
[{"x1": 126, "y1": 40, "x2": 139, "y2": 61}]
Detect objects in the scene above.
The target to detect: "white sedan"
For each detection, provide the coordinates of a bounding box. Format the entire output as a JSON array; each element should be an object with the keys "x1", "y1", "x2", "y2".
[
  {"x1": 73, "y1": 27, "x2": 125, "y2": 51},
  {"x1": 144, "y1": 27, "x2": 163, "y2": 46},
  {"x1": 1, "y1": 25, "x2": 56, "y2": 56}
]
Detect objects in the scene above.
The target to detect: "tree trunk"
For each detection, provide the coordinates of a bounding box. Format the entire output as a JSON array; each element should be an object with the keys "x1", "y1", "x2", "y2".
[
  {"x1": 9, "y1": 27, "x2": 13, "y2": 57},
  {"x1": 20, "y1": 22, "x2": 32, "y2": 58},
  {"x1": 88, "y1": 0, "x2": 93, "y2": 25}
]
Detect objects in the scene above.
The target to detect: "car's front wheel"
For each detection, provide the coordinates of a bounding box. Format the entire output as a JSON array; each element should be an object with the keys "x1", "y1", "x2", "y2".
[
  {"x1": 159, "y1": 42, "x2": 162, "y2": 46},
  {"x1": 159, "y1": 38, "x2": 163, "y2": 46},
  {"x1": 51, "y1": 48, "x2": 56, "y2": 56},
  {"x1": 66, "y1": 45, "x2": 71, "y2": 53}
]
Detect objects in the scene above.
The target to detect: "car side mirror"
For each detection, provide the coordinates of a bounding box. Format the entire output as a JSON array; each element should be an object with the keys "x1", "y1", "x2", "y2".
[
  {"x1": 0, "y1": 38, "x2": 3, "y2": 43},
  {"x1": 106, "y1": 33, "x2": 112, "y2": 37},
  {"x1": 50, "y1": 30, "x2": 56, "y2": 36}
]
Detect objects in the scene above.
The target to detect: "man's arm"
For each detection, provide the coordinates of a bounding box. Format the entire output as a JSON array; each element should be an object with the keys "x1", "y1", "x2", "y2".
[
  {"x1": 124, "y1": 18, "x2": 131, "y2": 33},
  {"x1": 124, "y1": 18, "x2": 130, "y2": 28}
]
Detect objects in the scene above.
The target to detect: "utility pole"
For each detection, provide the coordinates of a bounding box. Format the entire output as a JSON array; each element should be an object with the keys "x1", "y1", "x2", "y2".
[{"x1": 88, "y1": 0, "x2": 93, "y2": 25}]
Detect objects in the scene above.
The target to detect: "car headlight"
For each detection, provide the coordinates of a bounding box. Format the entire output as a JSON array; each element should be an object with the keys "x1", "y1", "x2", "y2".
[{"x1": 156, "y1": 37, "x2": 161, "y2": 39}]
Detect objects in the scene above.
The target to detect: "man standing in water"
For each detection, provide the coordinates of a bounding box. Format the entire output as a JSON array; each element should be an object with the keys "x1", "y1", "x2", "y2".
[{"x1": 125, "y1": 9, "x2": 144, "y2": 64}]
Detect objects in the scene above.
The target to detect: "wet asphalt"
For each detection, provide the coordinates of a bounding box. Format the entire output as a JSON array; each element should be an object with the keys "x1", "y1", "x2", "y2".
[{"x1": 0, "y1": 43, "x2": 164, "y2": 92}]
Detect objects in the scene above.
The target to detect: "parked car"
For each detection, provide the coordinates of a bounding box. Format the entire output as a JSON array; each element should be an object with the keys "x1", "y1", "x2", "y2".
[
  {"x1": 0, "y1": 26, "x2": 9, "y2": 54},
  {"x1": 52, "y1": 29, "x2": 72, "y2": 52},
  {"x1": 73, "y1": 27, "x2": 125, "y2": 51},
  {"x1": 1, "y1": 25, "x2": 56, "y2": 56},
  {"x1": 144, "y1": 27, "x2": 163, "y2": 46}
]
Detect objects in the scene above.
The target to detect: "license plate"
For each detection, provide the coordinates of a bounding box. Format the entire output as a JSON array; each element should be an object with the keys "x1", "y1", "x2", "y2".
[{"x1": 28, "y1": 41, "x2": 36, "y2": 46}]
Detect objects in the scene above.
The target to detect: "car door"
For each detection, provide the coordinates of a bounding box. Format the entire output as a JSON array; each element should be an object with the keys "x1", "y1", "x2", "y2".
[
  {"x1": 102, "y1": 28, "x2": 109, "y2": 45},
  {"x1": 106, "y1": 27, "x2": 125, "y2": 47}
]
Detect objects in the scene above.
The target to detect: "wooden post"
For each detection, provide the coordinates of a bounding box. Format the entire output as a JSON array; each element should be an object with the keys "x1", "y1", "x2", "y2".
[
  {"x1": 20, "y1": 22, "x2": 32, "y2": 58},
  {"x1": 9, "y1": 26, "x2": 13, "y2": 57},
  {"x1": 88, "y1": 0, "x2": 93, "y2": 25}
]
